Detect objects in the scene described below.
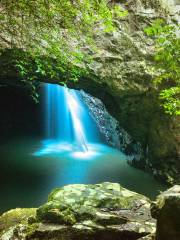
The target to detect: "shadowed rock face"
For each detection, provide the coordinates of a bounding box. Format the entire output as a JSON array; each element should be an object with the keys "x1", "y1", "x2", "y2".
[
  {"x1": 0, "y1": 183, "x2": 156, "y2": 240},
  {"x1": 80, "y1": 90, "x2": 143, "y2": 160},
  {"x1": 151, "y1": 185, "x2": 180, "y2": 240}
]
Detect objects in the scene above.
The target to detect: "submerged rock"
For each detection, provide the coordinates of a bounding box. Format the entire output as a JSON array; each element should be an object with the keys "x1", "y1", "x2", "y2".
[
  {"x1": 151, "y1": 185, "x2": 180, "y2": 240},
  {"x1": 0, "y1": 183, "x2": 156, "y2": 240}
]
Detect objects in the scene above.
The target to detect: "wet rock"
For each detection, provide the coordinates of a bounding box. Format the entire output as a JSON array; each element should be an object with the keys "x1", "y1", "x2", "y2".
[
  {"x1": 80, "y1": 90, "x2": 143, "y2": 160},
  {"x1": 151, "y1": 185, "x2": 180, "y2": 240}
]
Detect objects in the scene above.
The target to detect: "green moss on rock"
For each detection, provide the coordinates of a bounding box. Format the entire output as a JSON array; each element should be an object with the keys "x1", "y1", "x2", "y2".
[
  {"x1": 36, "y1": 182, "x2": 152, "y2": 226},
  {"x1": 0, "y1": 183, "x2": 156, "y2": 239},
  {"x1": 0, "y1": 208, "x2": 37, "y2": 235}
]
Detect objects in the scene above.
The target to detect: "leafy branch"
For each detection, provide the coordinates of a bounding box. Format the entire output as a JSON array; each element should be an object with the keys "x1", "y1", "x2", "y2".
[{"x1": 145, "y1": 20, "x2": 180, "y2": 116}]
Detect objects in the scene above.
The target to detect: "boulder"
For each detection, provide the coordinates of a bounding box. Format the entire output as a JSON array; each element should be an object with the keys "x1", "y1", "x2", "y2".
[
  {"x1": 151, "y1": 185, "x2": 180, "y2": 240},
  {"x1": 0, "y1": 183, "x2": 156, "y2": 240}
]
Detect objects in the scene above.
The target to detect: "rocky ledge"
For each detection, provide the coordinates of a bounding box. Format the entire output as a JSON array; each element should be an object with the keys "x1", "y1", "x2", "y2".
[{"x1": 0, "y1": 183, "x2": 180, "y2": 240}]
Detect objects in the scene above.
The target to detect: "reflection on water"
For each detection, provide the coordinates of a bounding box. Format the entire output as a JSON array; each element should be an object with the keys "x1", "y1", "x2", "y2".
[{"x1": 0, "y1": 137, "x2": 167, "y2": 214}]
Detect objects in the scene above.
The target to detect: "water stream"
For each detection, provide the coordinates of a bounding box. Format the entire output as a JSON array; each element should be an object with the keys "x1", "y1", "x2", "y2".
[{"x1": 34, "y1": 83, "x2": 101, "y2": 156}]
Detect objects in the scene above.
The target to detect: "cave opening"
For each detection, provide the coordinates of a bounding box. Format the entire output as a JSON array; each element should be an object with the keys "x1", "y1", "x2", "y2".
[{"x1": 0, "y1": 82, "x2": 167, "y2": 214}]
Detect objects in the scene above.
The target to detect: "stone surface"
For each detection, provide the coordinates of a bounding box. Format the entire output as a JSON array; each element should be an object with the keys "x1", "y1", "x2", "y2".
[
  {"x1": 70, "y1": 0, "x2": 180, "y2": 185},
  {"x1": 151, "y1": 185, "x2": 180, "y2": 240},
  {"x1": 80, "y1": 90, "x2": 143, "y2": 161},
  {"x1": 138, "y1": 234, "x2": 155, "y2": 240},
  {"x1": 0, "y1": 183, "x2": 156, "y2": 240},
  {"x1": 0, "y1": 208, "x2": 36, "y2": 237}
]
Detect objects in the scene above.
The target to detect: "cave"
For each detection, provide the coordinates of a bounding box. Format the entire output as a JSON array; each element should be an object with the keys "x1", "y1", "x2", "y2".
[
  {"x1": 0, "y1": 0, "x2": 179, "y2": 240},
  {"x1": 0, "y1": 81, "x2": 169, "y2": 214}
]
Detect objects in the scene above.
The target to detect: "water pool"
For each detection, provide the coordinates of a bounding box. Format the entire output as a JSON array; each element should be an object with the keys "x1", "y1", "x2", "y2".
[{"x1": 0, "y1": 136, "x2": 167, "y2": 214}]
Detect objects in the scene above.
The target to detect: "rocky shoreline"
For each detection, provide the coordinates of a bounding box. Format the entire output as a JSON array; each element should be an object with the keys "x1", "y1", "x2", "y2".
[{"x1": 0, "y1": 183, "x2": 179, "y2": 240}]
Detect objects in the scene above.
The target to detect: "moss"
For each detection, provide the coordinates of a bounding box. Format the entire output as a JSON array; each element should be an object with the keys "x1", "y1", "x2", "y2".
[
  {"x1": 36, "y1": 183, "x2": 150, "y2": 227},
  {"x1": 0, "y1": 208, "x2": 37, "y2": 235},
  {"x1": 48, "y1": 188, "x2": 63, "y2": 201},
  {"x1": 25, "y1": 223, "x2": 39, "y2": 238},
  {"x1": 37, "y1": 204, "x2": 76, "y2": 225}
]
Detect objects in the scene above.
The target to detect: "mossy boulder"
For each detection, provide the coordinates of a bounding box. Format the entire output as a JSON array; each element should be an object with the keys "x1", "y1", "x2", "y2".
[
  {"x1": 32, "y1": 183, "x2": 155, "y2": 239},
  {"x1": 0, "y1": 183, "x2": 156, "y2": 240},
  {"x1": 37, "y1": 182, "x2": 151, "y2": 225}
]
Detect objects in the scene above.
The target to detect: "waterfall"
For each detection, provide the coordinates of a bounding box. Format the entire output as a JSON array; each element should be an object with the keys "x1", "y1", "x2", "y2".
[
  {"x1": 38, "y1": 83, "x2": 100, "y2": 155},
  {"x1": 45, "y1": 83, "x2": 71, "y2": 141},
  {"x1": 65, "y1": 88, "x2": 88, "y2": 152}
]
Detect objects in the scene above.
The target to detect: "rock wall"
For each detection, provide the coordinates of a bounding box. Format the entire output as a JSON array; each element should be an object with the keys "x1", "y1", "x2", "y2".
[
  {"x1": 80, "y1": 90, "x2": 144, "y2": 161},
  {"x1": 68, "y1": 0, "x2": 180, "y2": 185},
  {"x1": 151, "y1": 185, "x2": 180, "y2": 240}
]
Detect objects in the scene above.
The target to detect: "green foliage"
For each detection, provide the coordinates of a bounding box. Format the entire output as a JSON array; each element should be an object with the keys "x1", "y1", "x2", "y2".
[
  {"x1": 0, "y1": 0, "x2": 127, "y2": 90},
  {"x1": 145, "y1": 20, "x2": 180, "y2": 116},
  {"x1": 159, "y1": 87, "x2": 180, "y2": 115},
  {"x1": 14, "y1": 49, "x2": 89, "y2": 102}
]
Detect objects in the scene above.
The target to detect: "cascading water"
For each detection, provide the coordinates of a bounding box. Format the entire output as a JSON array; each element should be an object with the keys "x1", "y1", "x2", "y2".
[
  {"x1": 34, "y1": 83, "x2": 100, "y2": 156},
  {"x1": 45, "y1": 83, "x2": 71, "y2": 141},
  {"x1": 65, "y1": 89, "x2": 88, "y2": 152}
]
